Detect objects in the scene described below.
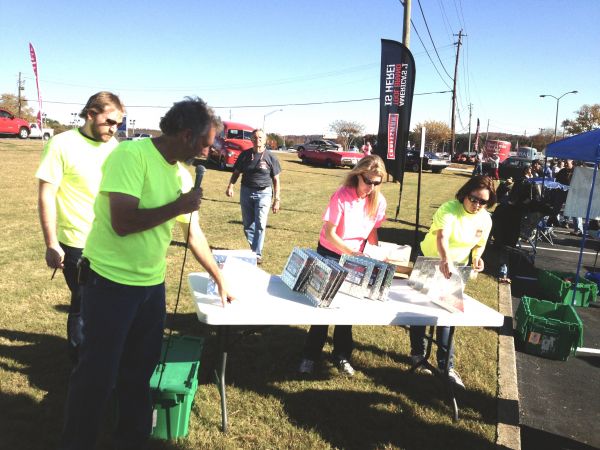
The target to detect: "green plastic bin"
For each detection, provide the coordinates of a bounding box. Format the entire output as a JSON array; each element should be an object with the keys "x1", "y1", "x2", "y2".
[
  {"x1": 150, "y1": 335, "x2": 204, "y2": 440},
  {"x1": 537, "y1": 269, "x2": 598, "y2": 307},
  {"x1": 515, "y1": 296, "x2": 583, "y2": 361}
]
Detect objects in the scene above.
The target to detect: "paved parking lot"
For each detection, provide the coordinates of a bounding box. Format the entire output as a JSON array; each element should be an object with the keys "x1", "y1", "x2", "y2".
[{"x1": 508, "y1": 227, "x2": 600, "y2": 450}]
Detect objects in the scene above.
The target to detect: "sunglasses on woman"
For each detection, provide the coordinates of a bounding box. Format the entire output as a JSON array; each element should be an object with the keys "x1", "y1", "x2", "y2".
[
  {"x1": 467, "y1": 194, "x2": 488, "y2": 206},
  {"x1": 361, "y1": 174, "x2": 382, "y2": 186}
]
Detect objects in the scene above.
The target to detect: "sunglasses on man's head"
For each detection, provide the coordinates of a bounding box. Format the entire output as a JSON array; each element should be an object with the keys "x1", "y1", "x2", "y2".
[
  {"x1": 467, "y1": 194, "x2": 488, "y2": 206},
  {"x1": 361, "y1": 174, "x2": 382, "y2": 186}
]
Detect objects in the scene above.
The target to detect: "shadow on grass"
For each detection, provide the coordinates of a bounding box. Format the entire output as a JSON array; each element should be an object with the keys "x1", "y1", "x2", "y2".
[
  {"x1": 184, "y1": 321, "x2": 498, "y2": 449},
  {"x1": 0, "y1": 327, "x2": 201, "y2": 450},
  {"x1": 0, "y1": 329, "x2": 70, "y2": 449}
]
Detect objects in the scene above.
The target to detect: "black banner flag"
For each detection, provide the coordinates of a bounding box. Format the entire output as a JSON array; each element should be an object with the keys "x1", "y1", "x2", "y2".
[{"x1": 375, "y1": 39, "x2": 416, "y2": 181}]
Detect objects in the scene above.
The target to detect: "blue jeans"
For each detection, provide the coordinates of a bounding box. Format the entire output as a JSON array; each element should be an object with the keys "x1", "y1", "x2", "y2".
[
  {"x1": 409, "y1": 326, "x2": 454, "y2": 370},
  {"x1": 472, "y1": 162, "x2": 483, "y2": 176},
  {"x1": 240, "y1": 185, "x2": 272, "y2": 258},
  {"x1": 60, "y1": 270, "x2": 166, "y2": 450}
]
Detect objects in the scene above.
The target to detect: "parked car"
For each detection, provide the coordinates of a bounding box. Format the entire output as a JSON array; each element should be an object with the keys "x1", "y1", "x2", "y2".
[
  {"x1": 208, "y1": 121, "x2": 254, "y2": 169},
  {"x1": 297, "y1": 143, "x2": 363, "y2": 168},
  {"x1": 0, "y1": 109, "x2": 30, "y2": 138},
  {"x1": 296, "y1": 139, "x2": 342, "y2": 152},
  {"x1": 404, "y1": 150, "x2": 450, "y2": 173},
  {"x1": 127, "y1": 133, "x2": 152, "y2": 141},
  {"x1": 28, "y1": 123, "x2": 54, "y2": 140}
]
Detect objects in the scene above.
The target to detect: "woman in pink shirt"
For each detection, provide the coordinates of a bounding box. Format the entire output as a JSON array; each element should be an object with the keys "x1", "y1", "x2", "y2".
[{"x1": 299, "y1": 155, "x2": 387, "y2": 376}]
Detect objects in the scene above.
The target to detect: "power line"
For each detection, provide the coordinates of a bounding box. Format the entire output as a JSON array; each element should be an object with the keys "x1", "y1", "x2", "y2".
[
  {"x1": 410, "y1": 20, "x2": 453, "y2": 90},
  {"x1": 399, "y1": 0, "x2": 452, "y2": 90},
  {"x1": 27, "y1": 90, "x2": 452, "y2": 110},
  {"x1": 416, "y1": 0, "x2": 453, "y2": 80}
]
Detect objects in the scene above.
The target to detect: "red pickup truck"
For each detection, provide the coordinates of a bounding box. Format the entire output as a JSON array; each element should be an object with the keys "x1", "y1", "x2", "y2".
[
  {"x1": 208, "y1": 121, "x2": 255, "y2": 169},
  {"x1": 297, "y1": 139, "x2": 364, "y2": 168},
  {"x1": 0, "y1": 109, "x2": 30, "y2": 138}
]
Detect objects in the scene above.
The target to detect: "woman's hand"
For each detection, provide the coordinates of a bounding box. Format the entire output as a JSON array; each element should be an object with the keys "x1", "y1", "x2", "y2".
[
  {"x1": 439, "y1": 259, "x2": 452, "y2": 279},
  {"x1": 472, "y1": 256, "x2": 485, "y2": 272}
]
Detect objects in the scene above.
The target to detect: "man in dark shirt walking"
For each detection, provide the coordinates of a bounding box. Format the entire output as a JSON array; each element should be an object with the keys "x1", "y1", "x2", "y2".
[{"x1": 225, "y1": 129, "x2": 281, "y2": 263}]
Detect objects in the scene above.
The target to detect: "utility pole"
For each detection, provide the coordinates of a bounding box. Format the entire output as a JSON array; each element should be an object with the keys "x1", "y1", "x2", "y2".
[
  {"x1": 485, "y1": 119, "x2": 490, "y2": 142},
  {"x1": 450, "y1": 29, "x2": 463, "y2": 157},
  {"x1": 17, "y1": 72, "x2": 25, "y2": 117},
  {"x1": 393, "y1": 0, "x2": 411, "y2": 220},
  {"x1": 467, "y1": 103, "x2": 473, "y2": 155},
  {"x1": 402, "y1": 0, "x2": 411, "y2": 46}
]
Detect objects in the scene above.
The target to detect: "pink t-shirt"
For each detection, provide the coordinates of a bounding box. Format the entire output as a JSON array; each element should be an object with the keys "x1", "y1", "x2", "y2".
[{"x1": 319, "y1": 185, "x2": 387, "y2": 254}]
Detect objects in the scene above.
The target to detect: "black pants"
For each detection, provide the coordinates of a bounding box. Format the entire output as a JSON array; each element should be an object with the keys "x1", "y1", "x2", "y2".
[
  {"x1": 60, "y1": 270, "x2": 166, "y2": 450},
  {"x1": 302, "y1": 243, "x2": 353, "y2": 361},
  {"x1": 303, "y1": 325, "x2": 353, "y2": 361},
  {"x1": 60, "y1": 243, "x2": 83, "y2": 363}
]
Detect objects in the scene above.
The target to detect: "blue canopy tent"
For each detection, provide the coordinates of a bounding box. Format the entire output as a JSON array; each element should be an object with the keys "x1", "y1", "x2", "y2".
[{"x1": 545, "y1": 128, "x2": 600, "y2": 303}]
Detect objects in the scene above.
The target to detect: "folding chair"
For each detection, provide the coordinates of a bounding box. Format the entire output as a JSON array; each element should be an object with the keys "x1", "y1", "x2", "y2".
[{"x1": 536, "y1": 216, "x2": 555, "y2": 245}]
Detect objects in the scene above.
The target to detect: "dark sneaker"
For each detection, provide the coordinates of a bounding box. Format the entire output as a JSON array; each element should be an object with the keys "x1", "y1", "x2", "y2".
[
  {"x1": 410, "y1": 355, "x2": 432, "y2": 375},
  {"x1": 298, "y1": 358, "x2": 314, "y2": 374}
]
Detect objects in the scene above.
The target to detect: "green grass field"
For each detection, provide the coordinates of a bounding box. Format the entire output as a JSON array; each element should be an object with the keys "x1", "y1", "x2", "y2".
[{"x1": 0, "y1": 139, "x2": 500, "y2": 449}]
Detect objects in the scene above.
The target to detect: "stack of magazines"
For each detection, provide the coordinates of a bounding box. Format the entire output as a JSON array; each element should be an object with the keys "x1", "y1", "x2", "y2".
[{"x1": 281, "y1": 248, "x2": 397, "y2": 307}]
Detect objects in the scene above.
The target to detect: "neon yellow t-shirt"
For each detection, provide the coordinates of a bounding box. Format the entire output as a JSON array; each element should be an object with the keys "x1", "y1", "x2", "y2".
[
  {"x1": 35, "y1": 129, "x2": 119, "y2": 247},
  {"x1": 420, "y1": 199, "x2": 491, "y2": 264},
  {"x1": 83, "y1": 139, "x2": 193, "y2": 286}
]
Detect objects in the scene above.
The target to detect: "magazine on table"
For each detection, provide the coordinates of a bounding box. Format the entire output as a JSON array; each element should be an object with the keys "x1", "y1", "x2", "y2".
[{"x1": 407, "y1": 256, "x2": 467, "y2": 313}]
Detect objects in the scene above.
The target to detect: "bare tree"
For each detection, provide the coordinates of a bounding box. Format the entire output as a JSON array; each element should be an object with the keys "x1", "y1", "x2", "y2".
[{"x1": 329, "y1": 120, "x2": 365, "y2": 150}]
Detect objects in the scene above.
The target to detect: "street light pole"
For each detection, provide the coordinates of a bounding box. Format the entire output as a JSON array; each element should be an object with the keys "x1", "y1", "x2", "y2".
[
  {"x1": 539, "y1": 90, "x2": 578, "y2": 142},
  {"x1": 129, "y1": 119, "x2": 136, "y2": 137},
  {"x1": 262, "y1": 108, "x2": 283, "y2": 132}
]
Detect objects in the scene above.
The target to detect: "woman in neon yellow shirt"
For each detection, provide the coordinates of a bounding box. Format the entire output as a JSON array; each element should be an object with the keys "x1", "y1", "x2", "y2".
[{"x1": 410, "y1": 175, "x2": 496, "y2": 388}]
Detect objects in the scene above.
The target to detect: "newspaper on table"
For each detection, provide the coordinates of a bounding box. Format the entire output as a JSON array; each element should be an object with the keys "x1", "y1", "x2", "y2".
[
  {"x1": 407, "y1": 256, "x2": 468, "y2": 313},
  {"x1": 207, "y1": 249, "x2": 257, "y2": 295}
]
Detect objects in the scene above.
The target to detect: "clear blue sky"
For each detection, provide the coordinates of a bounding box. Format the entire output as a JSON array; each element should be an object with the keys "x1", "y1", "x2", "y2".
[{"x1": 2, "y1": 0, "x2": 598, "y2": 138}]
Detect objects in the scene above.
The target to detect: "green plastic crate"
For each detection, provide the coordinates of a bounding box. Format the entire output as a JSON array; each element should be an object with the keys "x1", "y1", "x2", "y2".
[
  {"x1": 150, "y1": 335, "x2": 204, "y2": 440},
  {"x1": 515, "y1": 296, "x2": 583, "y2": 361},
  {"x1": 537, "y1": 269, "x2": 598, "y2": 307}
]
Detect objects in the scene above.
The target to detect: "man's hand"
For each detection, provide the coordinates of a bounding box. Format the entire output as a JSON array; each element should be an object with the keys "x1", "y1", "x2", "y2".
[
  {"x1": 217, "y1": 279, "x2": 235, "y2": 307},
  {"x1": 225, "y1": 185, "x2": 234, "y2": 197},
  {"x1": 177, "y1": 188, "x2": 203, "y2": 215},
  {"x1": 45, "y1": 245, "x2": 65, "y2": 269},
  {"x1": 272, "y1": 199, "x2": 280, "y2": 213}
]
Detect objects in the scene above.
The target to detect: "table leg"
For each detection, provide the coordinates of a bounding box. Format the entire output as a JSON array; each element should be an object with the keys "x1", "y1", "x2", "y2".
[
  {"x1": 445, "y1": 326, "x2": 459, "y2": 422},
  {"x1": 214, "y1": 326, "x2": 229, "y2": 432}
]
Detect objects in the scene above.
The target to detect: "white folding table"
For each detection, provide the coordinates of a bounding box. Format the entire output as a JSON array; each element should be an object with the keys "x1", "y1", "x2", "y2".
[{"x1": 188, "y1": 267, "x2": 503, "y2": 431}]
